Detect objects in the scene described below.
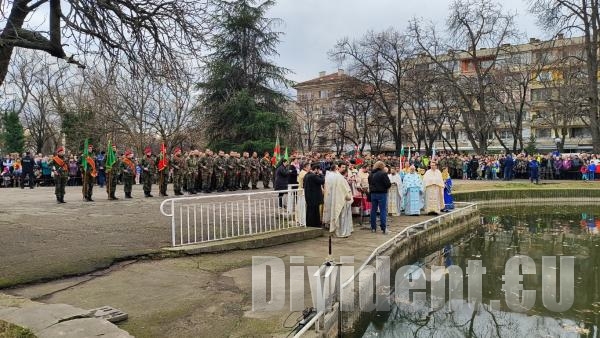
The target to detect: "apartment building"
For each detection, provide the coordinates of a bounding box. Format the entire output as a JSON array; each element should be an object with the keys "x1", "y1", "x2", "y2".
[
  {"x1": 294, "y1": 35, "x2": 593, "y2": 155},
  {"x1": 429, "y1": 34, "x2": 592, "y2": 153},
  {"x1": 293, "y1": 69, "x2": 353, "y2": 153}
]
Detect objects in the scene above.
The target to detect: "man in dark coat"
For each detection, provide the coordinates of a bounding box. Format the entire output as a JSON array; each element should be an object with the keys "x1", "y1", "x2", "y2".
[
  {"x1": 304, "y1": 164, "x2": 325, "y2": 228},
  {"x1": 368, "y1": 161, "x2": 391, "y2": 233},
  {"x1": 274, "y1": 159, "x2": 290, "y2": 208},
  {"x1": 21, "y1": 151, "x2": 34, "y2": 189}
]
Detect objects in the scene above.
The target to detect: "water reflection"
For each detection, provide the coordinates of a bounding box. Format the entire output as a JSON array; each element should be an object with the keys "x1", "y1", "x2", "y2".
[{"x1": 362, "y1": 205, "x2": 600, "y2": 337}]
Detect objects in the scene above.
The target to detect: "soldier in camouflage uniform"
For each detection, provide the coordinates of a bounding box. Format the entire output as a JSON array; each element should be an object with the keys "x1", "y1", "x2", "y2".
[
  {"x1": 260, "y1": 152, "x2": 272, "y2": 189},
  {"x1": 232, "y1": 152, "x2": 241, "y2": 190},
  {"x1": 226, "y1": 152, "x2": 236, "y2": 191},
  {"x1": 239, "y1": 152, "x2": 250, "y2": 190},
  {"x1": 80, "y1": 143, "x2": 97, "y2": 202},
  {"x1": 439, "y1": 155, "x2": 449, "y2": 175},
  {"x1": 121, "y1": 150, "x2": 136, "y2": 198},
  {"x1": 186, "y1": 150, "x2": 199, "y2": 194},
  {"x1": 158, "y1": 149, "x2": 169, "y2": 197},
  {"x1": 249, "y1": 151, "x2": 260, "y2": 189},
  {"x1": 170, "y1": 147, "x2": 186, "y2": 196},
  {"x1": 214, "y1": 150, "x2": 227, "y2": 192},
  {"x1": 105, "y1": 143, "x2": 121, "y2": 200},
  {"x1": 200, "y1": 150, "x2": 213, "y2": 193},
  {"x1": 49, "y1": 146, "x2": 68, "y2": 203},
  {"x1": 140, "y1": 147, "x2": 156, "y2": 197},
  {"x1": 195, "y1": 151, "x2": 204, "y2": 192}
]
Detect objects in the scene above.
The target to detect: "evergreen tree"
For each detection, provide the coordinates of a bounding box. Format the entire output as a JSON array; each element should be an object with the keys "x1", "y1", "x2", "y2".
[
  {"x1": 198, "y1": 0, "x2": 291, "y2": 153},
  {"x1": 1, "y1": 111, "x2": 24, "y2": 154}
]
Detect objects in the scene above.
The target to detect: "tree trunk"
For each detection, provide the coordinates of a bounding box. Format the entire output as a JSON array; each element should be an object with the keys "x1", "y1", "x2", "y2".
[{"x1": 0, "y1": 0, "x2": 30, "y2": 87}]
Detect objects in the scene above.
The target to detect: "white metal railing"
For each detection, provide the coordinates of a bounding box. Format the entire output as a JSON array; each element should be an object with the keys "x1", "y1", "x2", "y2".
[
  {"x1": 294, "y1": 202, "x2": 479, "y2": 337},
  {"x1": 160, "y1": 185, "x2": 303, "y2": 247},
  {"x1": 341, "y1": 202, "x2": 478, "y2": 290}
]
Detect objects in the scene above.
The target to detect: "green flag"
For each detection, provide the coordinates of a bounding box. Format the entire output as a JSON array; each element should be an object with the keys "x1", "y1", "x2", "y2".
[
  {"x1": 83, "y1": 138, "x2": 89, "y2": 171},
  {"x1": 399, "y1": 147, "x2": 404, "y2": 157},
  {"x1": 284, "y1": 147, "x2": 289, "y2": 161},
  {"x1": 105, "y1": 140, "x2": 116, "y2": 170}
]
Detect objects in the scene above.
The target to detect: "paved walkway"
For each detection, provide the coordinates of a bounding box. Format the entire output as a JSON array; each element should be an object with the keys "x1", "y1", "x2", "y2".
[
  {"x1": 0, "y1": 182, "x2": 482, "y2": 337},
  {"x1": 0, "y1": 293, "x2": 132, "y2": 337},
  {"x1": 5, "y1": 210, "x2": 454, "y2": 337}
]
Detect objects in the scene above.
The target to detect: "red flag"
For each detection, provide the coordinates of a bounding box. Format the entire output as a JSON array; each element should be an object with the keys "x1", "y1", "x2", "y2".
[
  {"x1": 272, "y1": 136, "x2": 280, "y2": 166},
  {"x1": 158, "y1": 143, "x2": 168, "y2": 171}
]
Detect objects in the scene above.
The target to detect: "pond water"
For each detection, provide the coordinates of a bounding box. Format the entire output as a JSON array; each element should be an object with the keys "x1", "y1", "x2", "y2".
[{"x1": 360, "y1": 205, "x2": 600, "y2": 337}]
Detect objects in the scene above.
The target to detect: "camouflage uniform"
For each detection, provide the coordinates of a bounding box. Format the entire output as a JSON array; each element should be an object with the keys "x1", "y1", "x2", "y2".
[
  {"x1": 439, "y1": 156, "x2": 449, "y2": 171},
  {"x1": 260, "y1": 156, "x2": 272, "y2": 189},
  {"x1": 186, "y1": 153, "x2": 199, "y2": 194},
  {"x1": 171, "y1": 153, "x2": 186, "y2": 195},
  {"x1": 226, "y1": 155, "x2": 236, "y2": 191},
  {"x1": 49, "y1": 153, "x2": 68, "y2": 203},
  {"x1": 140, "y1": 154, "x2": 156, "y2": 197},
  {"x1": 234, "y1": 154, "x2": 242, "y2": 189},
  {"x1": 105, "y1": 152, "x2": 121, "y2": 200},
  {"x1": 214, "y1": 155, "x2": 227, "y2": 192},
  {"x1": 80, "y1": 149, "x2": 96, "y2": 201},
  {"x1": 200, "y1": 154, "x2": 213, "y2": 193},
  {"x1": 249, "y1": 156, "x2": 260, "y2": 189},
  {"x1": 121, "y1": 155, "x2": 136, "y2": 198},
  {"x1": 240, "y1": 156, "x2": 250, "y2": 190}
]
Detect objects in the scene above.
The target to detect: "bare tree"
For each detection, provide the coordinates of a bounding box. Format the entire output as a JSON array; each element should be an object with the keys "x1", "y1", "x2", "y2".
[
  {"x1": 529, "y1": 0, "x2": 600, "y2": 152},
  {"x1": 295, "y1": 96, "x2": 328, "y2": 153},
  {"x1": 409, "y1": 0, "x2": 519, "y2": 154},
  {"x1": 3, "y1": 50, "x2": 75, "y2": 153},
  {"x1": 534, "y1": 62, "x2": 588, "y2": 151},
  {"x1": 0, "y1": 0, "x2": 210, "y2": 87},
  {"x1": 332, "y1": 77, "x2": 375, "y2": 153},
  {"x1": 330, "y1": 29, "x2": 413, "y2": 153},
  {"x1": 491, "y1": 47, "x2": 546, "y2": 153}
]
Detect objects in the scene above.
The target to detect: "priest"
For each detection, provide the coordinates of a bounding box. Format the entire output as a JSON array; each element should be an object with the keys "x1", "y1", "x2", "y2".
[
  {"x1": 423, "y1": 161, "x2": 445, "y2": 215},
  {"x1": 323, "y1": 165, "x2": 354, "y2": 238}
]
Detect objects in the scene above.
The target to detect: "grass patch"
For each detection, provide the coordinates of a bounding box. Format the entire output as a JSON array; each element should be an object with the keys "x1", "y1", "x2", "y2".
[{"x1": 0, "y1": 320, "x2": 35, "y2": 338}]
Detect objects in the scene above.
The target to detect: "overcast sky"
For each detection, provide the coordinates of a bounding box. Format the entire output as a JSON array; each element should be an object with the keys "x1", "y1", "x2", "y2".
[{"x1": 267, "y1": 0, "x2": 546, "y2": 83}]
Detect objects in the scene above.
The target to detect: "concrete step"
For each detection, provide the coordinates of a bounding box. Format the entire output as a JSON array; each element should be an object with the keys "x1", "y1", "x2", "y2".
[{"x1": 164, "y1": 227, "x2": 325, "y2": 254}]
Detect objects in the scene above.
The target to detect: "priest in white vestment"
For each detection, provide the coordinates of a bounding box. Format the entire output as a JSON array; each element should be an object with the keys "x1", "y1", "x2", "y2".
[
  {"x1": 323, "y1": 165, "x2": 353, "y2": 237},
  {"x1": 295, "y1": 162, "x2": 310, "y2": 226},
  {"x1": 387, "y1": 168, "x2": 403, "y2": 216},
  {"x1": 423, "y1": 161, "x2": 445, "y2": 214}
]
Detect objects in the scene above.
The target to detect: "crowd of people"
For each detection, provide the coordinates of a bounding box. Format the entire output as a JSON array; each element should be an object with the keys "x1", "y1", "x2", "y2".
[
  {"x1": 292, "y1": 157, "x2": 454, "y2": 238},
  {"x1": 1, "y1": 145, "x2": 598, "y2": 204}
]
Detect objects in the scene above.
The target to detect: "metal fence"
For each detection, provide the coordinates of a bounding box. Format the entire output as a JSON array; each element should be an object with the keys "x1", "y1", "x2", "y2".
[
  {"x1": 294, "y1": 202, "x2": 480, "y2": 337},
  {"x1": 160, "y1": 185, "x2": 303, "y2": 247}
]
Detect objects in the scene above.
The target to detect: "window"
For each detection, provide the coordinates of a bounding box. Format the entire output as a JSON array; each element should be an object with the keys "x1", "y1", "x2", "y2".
[
  {"x1": 571, "y1": 127, "x2": 592, "y2": 138},
  {"x1": 499, "y1": 130, "x2": 513, "y2": 139},
  {"x1": 444, "y1": 131, "x2": 458, "y2": 140},
  {"x1": 535, "y1": 128, "x2": 551, "y2": 138},
  {"x1": 319, "y1": 90, "x2": 329, "y2": 99},
  {"x1": 537, "y1": 71, "x2": 553, "y2": 82},
  {"x1": 531, "y1": 88, "x2": 553, "y2": 101},
  {"x1": 318, "y1": 136, "x2": 327, "y2": 145}
]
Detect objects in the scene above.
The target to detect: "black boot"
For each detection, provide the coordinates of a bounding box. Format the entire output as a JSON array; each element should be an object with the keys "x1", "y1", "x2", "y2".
[
  {"x1": 59, "y1": 196, "x2": 66, "y2": 204},
  {"x1": 56, "y1": 196, "x2": 61, "y2": 204},
  {"x1": 125, "y1": 192, "x2": 132, "y2": 198}
]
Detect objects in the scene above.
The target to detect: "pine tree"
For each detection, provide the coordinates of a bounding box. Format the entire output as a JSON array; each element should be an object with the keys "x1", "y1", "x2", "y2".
[
  {"x1": 1, "y1": 111, "x2": 24, "y2": 154},
  {"x1": 198, "y1": 0, "x2": 290, "y2": 153}
]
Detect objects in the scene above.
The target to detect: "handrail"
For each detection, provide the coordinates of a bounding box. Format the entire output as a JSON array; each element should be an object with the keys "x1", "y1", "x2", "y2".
[
  {"x1": 341, "y1": 202, "x2": 477, "y2": 289},
  {"x1": 292, "y1": 310, "x2": 324, "y2": 338},
  {"x1": 160, "y1": 184, "x2": 302, "y2": 246}
]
